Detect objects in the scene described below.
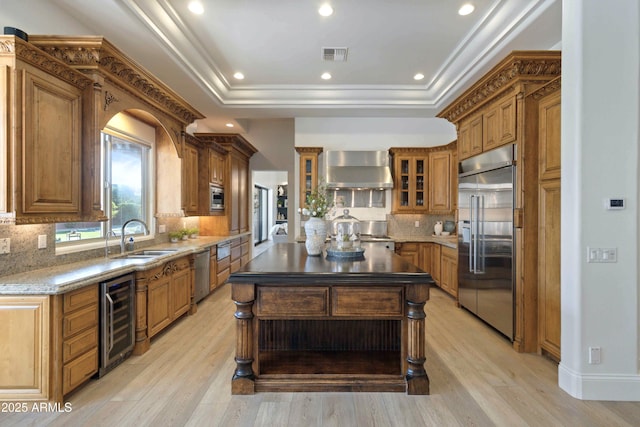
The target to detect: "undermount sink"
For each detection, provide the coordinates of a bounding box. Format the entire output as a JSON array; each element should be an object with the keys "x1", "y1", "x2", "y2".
[
  {"x1": 115, "y1": 248, "x2": 180, "y2": 259},
  {"x1": 139, "y1": 249, "x2": 179, "y2": 256}
]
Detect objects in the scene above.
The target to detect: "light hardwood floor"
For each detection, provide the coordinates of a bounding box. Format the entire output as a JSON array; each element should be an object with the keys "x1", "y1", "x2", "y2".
[{"x1": 3, "y1": 285, "x2": 640, "y2": 427}]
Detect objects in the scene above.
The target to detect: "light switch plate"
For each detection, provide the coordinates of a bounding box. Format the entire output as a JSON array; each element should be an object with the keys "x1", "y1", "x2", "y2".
[{"x1": 38, "y1": 234, "x2": 47, "y2": 249}]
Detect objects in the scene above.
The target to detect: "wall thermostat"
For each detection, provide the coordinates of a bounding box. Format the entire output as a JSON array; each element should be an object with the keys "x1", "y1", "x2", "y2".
[{"x1": 605, "y1": 198, "x2": 625, "y2": 210}]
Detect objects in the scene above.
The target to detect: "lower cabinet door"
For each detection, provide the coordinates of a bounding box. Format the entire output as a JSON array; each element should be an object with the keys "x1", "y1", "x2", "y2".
[
  {"x1": 171, "y1": 268, "x2": 192, "y2": 319},
  {"x1": 148, "y1": 277, "x2": 172, "y2": 337}
]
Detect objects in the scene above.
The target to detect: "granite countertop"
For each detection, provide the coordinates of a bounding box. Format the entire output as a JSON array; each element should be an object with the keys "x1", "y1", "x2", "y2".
[
  {"x1": 389, "y1": 235, "x2": 458, "y2": 249},
  {"x1": 0, "y1": 234, "x2": 248, "y2": 296},
  {"x1": 229, "y1": 242, "x2": 434, "y2": 284}
]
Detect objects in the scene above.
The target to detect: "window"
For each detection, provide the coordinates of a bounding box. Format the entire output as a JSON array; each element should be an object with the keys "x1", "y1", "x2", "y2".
[{"x1": 56, "y1": 125, "x2": 154, "y2": 248}]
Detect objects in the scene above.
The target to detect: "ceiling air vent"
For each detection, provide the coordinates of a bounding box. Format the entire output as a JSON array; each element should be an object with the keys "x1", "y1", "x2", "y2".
[{"x1": 322, "y1": 47, "x2": 348, "y2": 62}]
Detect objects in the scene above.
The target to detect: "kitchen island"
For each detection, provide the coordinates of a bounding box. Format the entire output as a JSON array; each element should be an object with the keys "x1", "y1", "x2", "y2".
[{"x1": 228, "y1": 243, "x2": 433, "y2": 395}]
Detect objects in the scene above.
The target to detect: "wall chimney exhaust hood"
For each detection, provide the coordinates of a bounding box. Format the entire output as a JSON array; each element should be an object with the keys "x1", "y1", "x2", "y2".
[{"x1": 325, "y1": 151, "x2": 394, "y2": 189}]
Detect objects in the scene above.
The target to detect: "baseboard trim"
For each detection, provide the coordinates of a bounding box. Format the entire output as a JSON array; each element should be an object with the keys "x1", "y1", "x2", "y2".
[{"x1": 559, "y1": 363, "x2": 640, "y2": 401}]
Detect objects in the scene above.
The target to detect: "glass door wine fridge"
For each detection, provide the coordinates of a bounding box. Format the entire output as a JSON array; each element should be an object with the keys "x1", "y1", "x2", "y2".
[{"x1": 98, "y1": 273, "x2": 135, "y2": 377}]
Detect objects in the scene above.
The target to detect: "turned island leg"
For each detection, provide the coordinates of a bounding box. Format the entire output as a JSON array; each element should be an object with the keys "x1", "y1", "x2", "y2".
[
  {"x1": 406, "y1": 283, "x2": 430, "y2": 395},
  {"x1": 231, "y1": 283, "x2": 256, "y2": 394}
]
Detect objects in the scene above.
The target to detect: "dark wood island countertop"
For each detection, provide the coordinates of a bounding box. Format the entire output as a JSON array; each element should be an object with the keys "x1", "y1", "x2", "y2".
[{"x1": 228, "y1": 243, "x2": 434, "y2": 395}]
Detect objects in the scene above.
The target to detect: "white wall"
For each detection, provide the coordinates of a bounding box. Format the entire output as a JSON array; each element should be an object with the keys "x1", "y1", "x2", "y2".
[
  {"x1": 560, "y1": 0, "x2": 640, "y2": 400},
  {"x1": 295, "y1": 117, "x2": 456, "y2": 150}
]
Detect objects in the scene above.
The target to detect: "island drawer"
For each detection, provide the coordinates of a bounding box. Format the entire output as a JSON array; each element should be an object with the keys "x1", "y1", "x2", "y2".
[
  {"x1": 332, "y1": 287, "x2": 404, "y2": 317},
  {"x1": 257, "y1": 286, "x2": 329, "y2": 317}
]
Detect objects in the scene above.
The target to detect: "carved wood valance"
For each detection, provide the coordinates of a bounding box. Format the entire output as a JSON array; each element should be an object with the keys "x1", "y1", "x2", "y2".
[
  {"x1": 437, "y1": 51, "x2": 561, "y2": 124},
  {"x1": 0, "y1": 36, "x2": 93, "y2": 90},
  {"x1": 196, "y1": 133, "x2": 258, "y2": 158},
  {"x1": 28, "y1": 35, "x2": 204, "y2": 125},
  {"x1": 529, "y1": 76, "x2": 561, "y2": 101}
]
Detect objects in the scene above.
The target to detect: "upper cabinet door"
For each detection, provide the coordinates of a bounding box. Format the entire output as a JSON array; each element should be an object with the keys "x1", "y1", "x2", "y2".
[
  {"x1": 538, "y1": 91, "x2": 561, "y2": 181},
  {"x1": 429, "y1": 150, "x2": 451, "y2": 212},
  {"x1": 21, "y1": 68, "x2": 83, "y2": 216}
]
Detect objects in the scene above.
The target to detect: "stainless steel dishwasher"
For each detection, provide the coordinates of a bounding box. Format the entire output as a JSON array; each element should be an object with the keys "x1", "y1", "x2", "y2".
[{"x1": 194, "y1": 250, "x2": 210, "y2": 303}]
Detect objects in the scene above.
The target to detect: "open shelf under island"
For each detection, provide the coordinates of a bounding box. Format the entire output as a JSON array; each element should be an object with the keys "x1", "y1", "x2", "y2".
[{"x1": 227, "y1": 242, "x2": 434, "y2": 395}]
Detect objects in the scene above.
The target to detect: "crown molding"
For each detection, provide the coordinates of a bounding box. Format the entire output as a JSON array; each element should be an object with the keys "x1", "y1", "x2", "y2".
[{"x1": 28, "y1": 35, "x2": 204, "y2": 125}]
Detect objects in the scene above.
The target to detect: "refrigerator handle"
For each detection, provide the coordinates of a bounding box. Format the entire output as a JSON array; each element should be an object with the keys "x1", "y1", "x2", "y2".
[
  {"x1": 469, "y1": 195, "x2": 474, "y2": 272},
  {"x1": 477, "y1": 195, "x2": 485, "y2": 274}
]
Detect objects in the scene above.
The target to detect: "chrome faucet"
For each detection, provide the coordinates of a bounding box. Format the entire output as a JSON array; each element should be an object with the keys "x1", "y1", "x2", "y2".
[{"x1": 120, "y1": 218, "x2": 150, "y2": 253}]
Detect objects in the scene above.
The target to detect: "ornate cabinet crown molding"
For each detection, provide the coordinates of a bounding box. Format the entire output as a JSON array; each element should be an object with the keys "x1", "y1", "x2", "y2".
[
  {"x1": 28, "y1": 35, "x2": 204, "y2": 125},
  {"x1": 437, "y1": 51, "x2": 561, "y2": 123},
  {"x1": 196, "y1": 133, "x2": 258, "y2": 158},
  {"x1": 0, "y1": 36, "x2": 92, "y2": 89}
]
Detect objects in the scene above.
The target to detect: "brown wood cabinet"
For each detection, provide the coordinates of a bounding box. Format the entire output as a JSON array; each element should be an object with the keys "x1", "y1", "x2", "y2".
[
  {"x1": 197, "y1": 134, "x2": 257, "y2": 236},
  {"x1": 458, "y1": 114, "x2": 483, "y2": 160},
  {"x1": 440, "y1": 246, "x2": 458, "y2": 299},
  {"x1": 391, "y1": 151, "x2": 429, "y2": 212},
  {"x1": 134, "y1": 256, "x2": 193, "y2": 354},
  {"x1": 209, "y1": 148, "x2": 226, "y2": 187},
  {"x1": 438, "y1": 50, "x2": 561, "y2": 352},
  {"x1": 216, "y1": 242, "x2": 231, "y2": 286},
  {"x1": 295, "y1": 147, "x2": 323, "y2": 211},
  {"x1": 0, "y1": 296, "x2": 50, "y2": 400},
  {"x1": 61, "y1": 285, "x2": 98, "y2": 395},
  {"x1": 28, "y1": 35, "x2": 204, "y2": 223},
  {"x1": 534, "y1": 79, "x2": 561, "y2": 360},
  {"x1": 398, "y1": 242, "x2": 457, "y2": 299},
  {"x1": 395, "y1": 242, "x2": 420, "y2": 266},
  {"x1": 429, "y1": 150, "x2": 453, "y2": 212},
  {"x1": 209, "y1": 246, "x2": 218, "y2": 292},
  {"x1": 0, "y1": 35, "x2": 105, "y2": 224},
  {"x1": 182, "y1": 142, "x2": 199, "y2": 215},
  {"x1": 390, "y1": 143, "x2": 456, "y2": 214}
]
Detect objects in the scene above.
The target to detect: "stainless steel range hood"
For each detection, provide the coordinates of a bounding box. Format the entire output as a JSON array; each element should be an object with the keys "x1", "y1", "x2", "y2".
[{"x1": 325, "y1": 150, "x2": 394, "y2": 189}]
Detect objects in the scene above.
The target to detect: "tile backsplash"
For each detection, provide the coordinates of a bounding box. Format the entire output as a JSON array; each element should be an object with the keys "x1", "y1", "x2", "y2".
[
  {"x1": 0, "y1": 216, "x2": 202, "y2": 278},
  {"x1": 387, "y1": 213, "x2": 455, "y2": 237}
]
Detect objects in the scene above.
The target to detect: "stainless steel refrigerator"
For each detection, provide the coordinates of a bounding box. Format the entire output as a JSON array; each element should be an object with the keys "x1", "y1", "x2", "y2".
[{"x1": 458, "y1": 144, "x2": 515, "y2": 340}]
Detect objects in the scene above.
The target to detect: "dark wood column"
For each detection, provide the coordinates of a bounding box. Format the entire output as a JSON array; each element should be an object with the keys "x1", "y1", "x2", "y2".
[
  {"x1": 231, "y1": 283, "x2": 256, "y2": 394},
  {"x1": 405, "y1": 283, "x2": 430, "y2": 394}
]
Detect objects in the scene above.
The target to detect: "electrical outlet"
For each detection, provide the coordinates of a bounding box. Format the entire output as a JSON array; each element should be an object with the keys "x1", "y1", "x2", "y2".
[
  {"x1": 159, "y1": 224, "x2": 167, "y2": 233},
  {"x1": 38, "y1": 234, "x2": 47, "y2": 249},
  {"x1": 0, "y1": 237, "x2": 10, "y2": 254},
  {"x1": 414, "y1": 221, "x2": 420, "y2": 227},
  {"x1": 589, "y1": 346, "x2": 601, "y2": 364}
]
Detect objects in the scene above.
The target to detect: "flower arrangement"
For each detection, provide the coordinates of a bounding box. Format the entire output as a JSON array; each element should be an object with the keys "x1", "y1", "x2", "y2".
[{"x1": 298, "y1": 182, "x2": 333, "y2": 218}]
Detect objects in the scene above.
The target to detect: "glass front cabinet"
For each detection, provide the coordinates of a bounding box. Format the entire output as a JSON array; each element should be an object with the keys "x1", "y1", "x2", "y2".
[{"x1": 391, "y1": 150, "x2": 429, "y2": 213}]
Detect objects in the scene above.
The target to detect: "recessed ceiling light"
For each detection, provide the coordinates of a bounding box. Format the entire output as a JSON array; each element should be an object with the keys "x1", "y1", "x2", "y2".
[
  {"x1": 414, "y1": 73, "x2": 425, "y2": 81},
  {"x1": 188, "y1": 1, "x2": 204, "y2": 15},
  {"x1": 233, "y1": 72, "x2": 245, "y2": 80},
  {"x1": 458, "y1": 3, "x2": 475, "y2": 16},
  {"x1": 321, "y1": 72, "x2": 332, "y2": 80},
  {"x1": 225, "y1": 123, "x2": 234, "y2": 128},
  {"x1": 319, "y1": 4, "x2": 334, "y2": 17}
]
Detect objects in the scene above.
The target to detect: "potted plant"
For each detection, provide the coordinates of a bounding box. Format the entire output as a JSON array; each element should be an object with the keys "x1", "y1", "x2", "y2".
[
  {"x1": 180, "y1": 229, "x2": 189, "y2": 240},
  {"x1": 188, "y1": 227, "x2": 199, "y2": 239},
  {"x1": 169, "y1": 231, "x2": 182, "y2": 243}
]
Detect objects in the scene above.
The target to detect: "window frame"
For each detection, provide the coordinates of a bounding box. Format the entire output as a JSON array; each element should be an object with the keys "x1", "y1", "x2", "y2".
[{"x1": 55, "y1": 123, "x2": 156, "y2": 254}]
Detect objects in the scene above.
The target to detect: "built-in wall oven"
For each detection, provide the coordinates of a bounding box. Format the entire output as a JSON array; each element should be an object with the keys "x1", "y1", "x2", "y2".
[
  {"x1": 210, "y1": 184, "x2": 224, "y2": 211},
  {"x1": 98, "y1": 273, "x2": 135, "y2": 377}
]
